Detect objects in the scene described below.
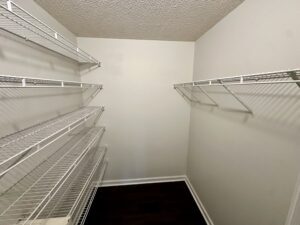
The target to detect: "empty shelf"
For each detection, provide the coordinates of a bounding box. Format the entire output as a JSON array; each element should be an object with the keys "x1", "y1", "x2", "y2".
[
  {"x1": 174, "y1": 69, "x2": 300, "y2": 114},
  {"x1": 0, "y1": 75, "x2": 103, "y2": 89},
  {"x1": 0, "y1": 127, "x2": 105, "y2": 225},
  {"x1": 37, "y1": 148, "x2": 107, "y2": 225},
  {"x1": 0, "y1": 106, "x2": 104, "y2": 177},
  {"x1": 0, "y1": 0, "x2": 100, "y2": 65},
  {"x1": 76, "y1": 162, "x2": 108, "y2": 225},
  {"x1": 174, "y1": 69, "x2": 300, "y2": 88}
]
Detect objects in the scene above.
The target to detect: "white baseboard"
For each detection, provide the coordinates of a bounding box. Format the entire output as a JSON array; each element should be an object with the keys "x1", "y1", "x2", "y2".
[
  {"x1": 184, "y1": 176, "x2": 214, "y2": 225},
  {"x1": 99, "y1": 175, "x2": 214, "y2": 225},
  {"x1": 101, "y1": 175, "x2": 186, "y2": 187}
]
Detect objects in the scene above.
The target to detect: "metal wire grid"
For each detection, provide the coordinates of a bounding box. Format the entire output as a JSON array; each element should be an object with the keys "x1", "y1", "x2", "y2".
[
  {"x1": 0, "y1": 106, "x2": 104, "y2": 177},
  {"x1": 29, "y1": 147, "x2": 104, "y2": 225},
  {"x1": 0, "y1": 75, "x2": 103, "y2": 89},
  {"x1": 174, "y1": 69, "x2": 300, "y2": 87},
  {"x1": 0, "y1": 130, "x2": 86, "y2": 212},
  {"x1": 76, "y1": 162, "x2": 108, "y2": 225},
  {"x1": 0, "y1": 127, "x2": 105, "y2": 225},
  {"x1": 36, "y1": 148, "x2": 106, "y2": 224},
  {"x1": 174, "y1": 70, "x2": 300, "y2": 117},
  {"x1": 0, "y1": 0, "x2": 100, "y2": 65}
]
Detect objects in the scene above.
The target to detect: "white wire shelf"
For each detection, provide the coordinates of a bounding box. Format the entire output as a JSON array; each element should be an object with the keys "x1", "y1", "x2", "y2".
[
  {"x1": 0, "y1": 106, "x2": 104, "y2": 177},
  {"x1": 174, "y1": 69, "x2": 300, "y2": 88},
  {"x1": 0, "y1": 127, "x2": 105, "y2": 225},
  {"x1": 174, "y1": 69, "x2": 300, "y2": 114},
  {"x1": 0, "y1": 0, "x2": 100, "y2": 65},
  {"x1": 0, "y1": 74, "x2": 103, "y2": 89},
  {"x1": 76, "y1": 161, "x2": 107, "y2": 225},
  {"x1": 37, "y1": 149, "x2": 107, "y2": 225}
]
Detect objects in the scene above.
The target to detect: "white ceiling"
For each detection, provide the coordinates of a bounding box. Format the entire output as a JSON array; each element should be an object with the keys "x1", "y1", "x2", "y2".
[{"x1": 35, "y1": 0, "x2": 244, "y2": 41}]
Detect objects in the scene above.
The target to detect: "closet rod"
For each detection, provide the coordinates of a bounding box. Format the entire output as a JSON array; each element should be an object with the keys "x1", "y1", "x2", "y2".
[{"x1": 0, "y1": 74, "x2": 102, "y2": 89}]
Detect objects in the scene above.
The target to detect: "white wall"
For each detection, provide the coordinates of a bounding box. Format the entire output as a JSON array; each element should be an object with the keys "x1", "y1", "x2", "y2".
[
  {"x1": 78, "y1": 38, "x2": 194, "y2": 180},
  {"x1": 187, "y1": 0, "x2": 300, "y2": 225}
]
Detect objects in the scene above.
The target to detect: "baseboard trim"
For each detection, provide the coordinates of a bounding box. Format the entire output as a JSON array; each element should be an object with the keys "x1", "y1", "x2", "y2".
[
  {"x1": 99, "y1": 175, "x2": 214, "y2": 225},
  {"x1": 183, "y1": 176, "x2": 214, "y2": 225},
  {"x1": 101, "y1": 175, "x2": 186, "y2": 187}
]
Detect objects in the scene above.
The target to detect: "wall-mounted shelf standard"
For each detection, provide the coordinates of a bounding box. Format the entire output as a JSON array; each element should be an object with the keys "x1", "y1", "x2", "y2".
[
  {"x1": 0, "y1": 127, "x2": 105, "y2": 225},
  {"x1": 0, "y1": 106, "x2": 104, "y2": 177},
  {"x1": 174, "y1": 69, "x2": 300, "y2": 114},
  {"x1": 0, "y1": 0, "x2": 100, "y2": 66},
  {"x1": 0, "y1": 74, "x2": 103, "y2": 89}
]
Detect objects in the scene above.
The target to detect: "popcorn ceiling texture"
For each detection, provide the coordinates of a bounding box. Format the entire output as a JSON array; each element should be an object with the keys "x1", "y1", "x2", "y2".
[{"x1": 34, "y1": 0, "x2": 244, "y2": 41}]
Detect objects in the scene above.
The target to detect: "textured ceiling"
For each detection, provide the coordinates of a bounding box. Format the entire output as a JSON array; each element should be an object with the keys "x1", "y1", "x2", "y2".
[{"x1": 35, "y1": 0, "x2": 244, "y2": 41}]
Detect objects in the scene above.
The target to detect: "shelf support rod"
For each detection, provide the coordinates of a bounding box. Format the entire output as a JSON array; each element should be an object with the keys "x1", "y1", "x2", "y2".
[
  {"x1": 289, "y1": 71, "x2": 300, "y2": 88},
  {"x1": 196, "y1": 85, "x2": 219, "y2": 107},
  {"x1": 219, "y1": 80, "x2": 253, "y2": 115},
  {"x1": 175, "y1": 87, "x2": 194, "y2": 103}
]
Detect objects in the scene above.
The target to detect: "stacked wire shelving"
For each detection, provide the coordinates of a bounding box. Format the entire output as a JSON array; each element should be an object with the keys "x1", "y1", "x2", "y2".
[
  {"x1": 0, "y1": 105, "x2": 107, "y2": 225},
  {"x1": 0, "y1": 127, "x2": 106, "y2": 225},
  {"x1": 174, "y1": 69, "x2": 300, "y2": 114},
  {"x1": 0, "y1": 0, "x2": 107, "y2": 224},
  {"x1": 0, "y1": 0, "x2": 100, "y2": 65},
  {"x1": 0, "y1": 106, "x2": 104, "y2": 177}
]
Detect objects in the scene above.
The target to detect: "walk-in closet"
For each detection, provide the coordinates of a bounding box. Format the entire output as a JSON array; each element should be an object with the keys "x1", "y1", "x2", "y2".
[{"x1": 0, "y1": 0, "x2": 299, "y2": 225}]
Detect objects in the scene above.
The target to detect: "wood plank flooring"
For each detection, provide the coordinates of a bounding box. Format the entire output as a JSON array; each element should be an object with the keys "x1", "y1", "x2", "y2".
[{"x1": 84, "y1": 181, "x2": 207, "y2": 225}]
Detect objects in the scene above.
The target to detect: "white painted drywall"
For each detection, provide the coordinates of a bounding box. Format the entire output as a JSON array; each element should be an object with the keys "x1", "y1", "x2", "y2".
[
  {"x1": 78, "y1": 38, "x2": 194, "y2": 180},
  {"x1": 0, "y1": 0, "x2": 81, "y2": 137},
  {"x1": 187, "y1": 0, "x2": 300, "y2": 225}
]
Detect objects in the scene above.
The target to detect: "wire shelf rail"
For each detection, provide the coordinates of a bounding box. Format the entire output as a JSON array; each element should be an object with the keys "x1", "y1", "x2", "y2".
[
  {"x1": 0, "y1": 127, "x2": 105, "y2": 225},
  {"x1": 0, "y1": 106, "x2": 104, "y2": 178},
  {"x1": 174, "y1": 69, "x2": 300, "y2": 114},
  {"x1": 0, "y1": 0, "x2": 100, "y2": 65},
  {"x1": 0, "y1": 74, "x2": 103, "y2": 89}
]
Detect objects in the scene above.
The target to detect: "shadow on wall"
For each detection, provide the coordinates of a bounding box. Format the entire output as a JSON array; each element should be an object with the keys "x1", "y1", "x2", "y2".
[
  {"x1": 0, "y1": 29, "x2": 101, "y2": 138},
  {"x1": 0, "y1": 86, "x2": 101, "y2": 138},
  {"x1": 175, "y1": 80, "x2": 300, "y2": 139}
]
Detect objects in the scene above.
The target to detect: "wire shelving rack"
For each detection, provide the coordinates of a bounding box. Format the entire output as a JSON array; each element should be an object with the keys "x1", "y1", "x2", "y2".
[
  {"x1": 0, "y1": 127, "x2": 105, "y2": 225},
  {"x1": 0, "y1": 74, "x2": 103, "y2": 89},
  {"x1": 38, "y1": 149, "x2": 107, "y2": 225},
  {"x1": 0, "y1": 1, "x2": 108, "y2": 223},
  {"x1": 174, "y1": 69, "x2": 300, "y2": 114},
  {"x1": 0, "y1": 0, "x2": 100, "y2": 66},
  {"x1": 0, "y1": 106, "x2": 104, "y2": 177}
]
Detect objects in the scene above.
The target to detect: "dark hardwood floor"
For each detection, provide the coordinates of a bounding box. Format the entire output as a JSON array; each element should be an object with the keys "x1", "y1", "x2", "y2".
[{"x1": 84, "y1": 181, "x2": 207, "y2": 225}]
